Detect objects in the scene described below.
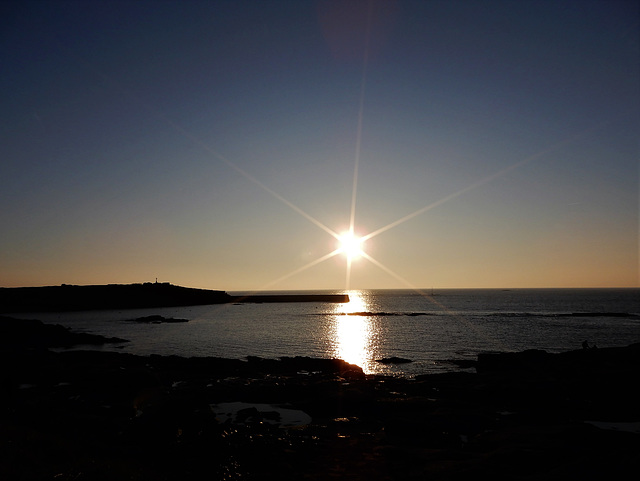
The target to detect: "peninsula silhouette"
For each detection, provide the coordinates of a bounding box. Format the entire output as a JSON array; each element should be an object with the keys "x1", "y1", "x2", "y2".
[{"x1": 0, "y1": 283, "x2": 349, "y2": 313}]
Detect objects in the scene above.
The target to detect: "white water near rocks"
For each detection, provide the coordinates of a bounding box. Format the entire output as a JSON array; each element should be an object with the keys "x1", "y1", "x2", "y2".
[{"x1": 11, "y1": 288, "x2": 640, "y2": 376}]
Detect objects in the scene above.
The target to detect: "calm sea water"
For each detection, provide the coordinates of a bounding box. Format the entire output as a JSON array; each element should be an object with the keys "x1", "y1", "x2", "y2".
[{"x1": 12, "y1": 288, "x2": 640, "y2": 376}]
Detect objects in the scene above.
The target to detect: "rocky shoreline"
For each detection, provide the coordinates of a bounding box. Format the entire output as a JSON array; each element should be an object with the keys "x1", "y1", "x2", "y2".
[{"x1": 1, "y1": 316, "x2": 639, "y2": 480}]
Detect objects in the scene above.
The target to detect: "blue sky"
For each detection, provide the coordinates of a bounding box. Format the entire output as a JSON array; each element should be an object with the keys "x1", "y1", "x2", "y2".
[{"x1": 1, "y1": 0, "x2": 638, "y2": 290}]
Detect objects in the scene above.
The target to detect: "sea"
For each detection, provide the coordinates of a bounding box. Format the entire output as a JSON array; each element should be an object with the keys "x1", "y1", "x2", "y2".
[{"x1": 10, "y1": 288, "x2": 640, "y2": 377}]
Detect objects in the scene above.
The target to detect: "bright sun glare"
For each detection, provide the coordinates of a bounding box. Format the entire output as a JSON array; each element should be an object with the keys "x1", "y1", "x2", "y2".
[{"x1": 338, "y1": 232, "x2": 364, "y2": 259}]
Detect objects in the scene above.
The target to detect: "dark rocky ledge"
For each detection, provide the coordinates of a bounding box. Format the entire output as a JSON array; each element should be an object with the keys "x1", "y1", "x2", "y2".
[
  {"x1": 0, "y1": 315, "x2": 128, "y2": 349},
  {"x1": 1, "y1": 316, "x2": 639, "y2": 480}
]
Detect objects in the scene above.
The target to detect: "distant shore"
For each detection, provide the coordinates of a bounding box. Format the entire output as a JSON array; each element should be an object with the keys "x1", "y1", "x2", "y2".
[
  {"x1": 1, "y1": 315, "x2": 639, "y2": 479},
  {"x1": 0, "y1": 283, "x2": 349, "y2": 313}
]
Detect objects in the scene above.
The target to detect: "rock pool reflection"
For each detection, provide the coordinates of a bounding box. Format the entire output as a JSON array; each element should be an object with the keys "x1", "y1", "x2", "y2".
[{"x1": 332, "y1": 291, "x2": 376, "y2": 373}]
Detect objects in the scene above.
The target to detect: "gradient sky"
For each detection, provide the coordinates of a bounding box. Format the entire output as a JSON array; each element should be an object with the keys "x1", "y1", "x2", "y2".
[{"x1": 1, "y1": 0, "x2": 638, "y2": 291}]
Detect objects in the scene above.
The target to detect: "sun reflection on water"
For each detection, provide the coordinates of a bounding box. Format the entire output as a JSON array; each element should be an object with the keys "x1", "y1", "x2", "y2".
[{"x1": 332, "y1": 291, "x2": 375, "y2": 373}]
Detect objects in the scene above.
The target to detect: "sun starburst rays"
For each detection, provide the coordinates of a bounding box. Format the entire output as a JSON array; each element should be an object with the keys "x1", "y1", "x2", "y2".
[
  {"x1": 156, "y1": 105, "x2": 601, "y2": 294},
  {"x1": 141, "y1": 5, "x2": 607, "y2": 295}
]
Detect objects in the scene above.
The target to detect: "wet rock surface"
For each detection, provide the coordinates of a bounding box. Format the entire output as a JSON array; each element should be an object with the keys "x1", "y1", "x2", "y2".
[{"x1": 1, "y1": 316, "x2": 639, "y2": 480}]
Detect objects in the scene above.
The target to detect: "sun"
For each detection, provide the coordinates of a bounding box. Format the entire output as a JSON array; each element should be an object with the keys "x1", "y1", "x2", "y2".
[{"x1": 338, "y1": 231, "x2": 365, "y2": 259}]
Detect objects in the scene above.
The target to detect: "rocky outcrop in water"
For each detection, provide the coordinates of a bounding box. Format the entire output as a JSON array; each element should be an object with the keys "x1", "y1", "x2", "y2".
[
  {"x1": 376, "y1": 356, "x2": 413, "y2": 364},
  {"x1": 125, "y1": 315, "x2": 189, "y2": 323}
]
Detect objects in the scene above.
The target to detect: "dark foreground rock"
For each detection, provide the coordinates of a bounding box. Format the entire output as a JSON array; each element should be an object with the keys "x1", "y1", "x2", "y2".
[{"x1": 1, "y1": 324, "x2": 639, "y2": 480}]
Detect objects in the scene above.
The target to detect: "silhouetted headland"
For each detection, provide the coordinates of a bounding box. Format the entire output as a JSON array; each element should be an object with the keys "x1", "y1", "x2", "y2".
[{"x1": 0, "y1": 283, "x2": 349, "y2": 313}]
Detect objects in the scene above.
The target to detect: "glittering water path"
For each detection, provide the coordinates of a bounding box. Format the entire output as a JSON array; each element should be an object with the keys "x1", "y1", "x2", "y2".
[{"x1": 12, "y1": 288, "x2": 640, "y2": 376}]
